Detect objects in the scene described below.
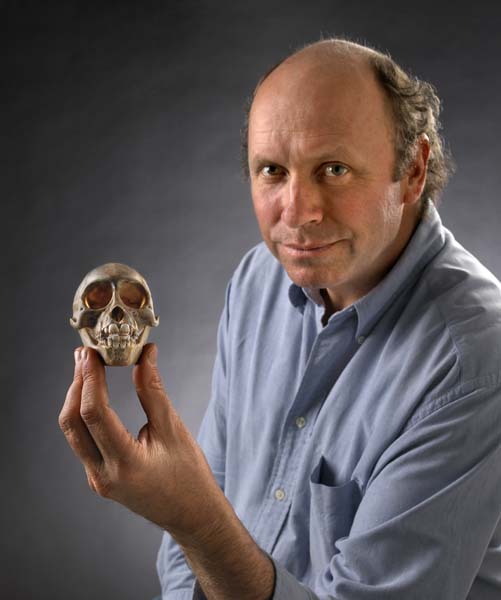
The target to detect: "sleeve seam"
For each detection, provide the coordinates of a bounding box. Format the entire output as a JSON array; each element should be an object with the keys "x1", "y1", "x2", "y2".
[
  {"x1": 404, "y1": 371, "x2": 501, "y2": 430},
  {"x1": 423, "y1": 275, "x2": 463, "y2": 380}
]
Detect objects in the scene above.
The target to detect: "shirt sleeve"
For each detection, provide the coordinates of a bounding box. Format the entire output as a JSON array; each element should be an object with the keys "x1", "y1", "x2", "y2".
[
  {"x1": 270, "y1": 378, "x2": 501, "y2": 600},
  {"x1": 156, "y1": 283, "x2": 231, "y2": 598}
]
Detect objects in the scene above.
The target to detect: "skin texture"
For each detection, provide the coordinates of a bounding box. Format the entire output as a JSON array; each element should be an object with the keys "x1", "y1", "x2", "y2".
[
  {"x1": 59, "y1": 42, "x2": 430, "y2": 599},
  {"x1": 249, "y1": 45, "x2": 429, "y2": 313}
]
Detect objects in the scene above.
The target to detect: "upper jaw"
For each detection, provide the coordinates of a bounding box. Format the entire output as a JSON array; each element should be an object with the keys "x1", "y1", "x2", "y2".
[{"x1": 88, "y1": 322, "x2": 144, "y2": 349}]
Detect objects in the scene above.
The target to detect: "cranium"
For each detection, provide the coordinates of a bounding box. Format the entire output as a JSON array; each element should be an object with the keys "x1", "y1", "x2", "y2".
[{"x1": 70, "y1": 263, "x2": 159, "y2": 366}]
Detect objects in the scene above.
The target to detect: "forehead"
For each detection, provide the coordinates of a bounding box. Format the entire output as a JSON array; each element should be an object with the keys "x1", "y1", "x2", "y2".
[
  {"x1": 248, "y1": 55, "x2": 393, "y2": 159},
  {"x1": 75, "y1": 263, "x2": 146, "y2": 296},
  {"x1": 85, "y1": 263, "x2": 142, "y2": 281}
]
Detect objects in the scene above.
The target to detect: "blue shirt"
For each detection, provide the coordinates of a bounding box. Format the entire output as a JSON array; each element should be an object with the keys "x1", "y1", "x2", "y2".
[{"x1": 156, "y1": 201, "x2": 501, "y2": 599}]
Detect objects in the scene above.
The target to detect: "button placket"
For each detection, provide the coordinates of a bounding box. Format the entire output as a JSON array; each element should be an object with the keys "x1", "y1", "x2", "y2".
[{"x1": 257, "y1": 310, "x2": 358, "y2": 551}]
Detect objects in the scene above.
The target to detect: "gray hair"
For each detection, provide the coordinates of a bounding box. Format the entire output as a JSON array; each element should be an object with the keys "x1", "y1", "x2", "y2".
[{"x1": 241, "y1": 38, "x2": 455, "y2": 203}]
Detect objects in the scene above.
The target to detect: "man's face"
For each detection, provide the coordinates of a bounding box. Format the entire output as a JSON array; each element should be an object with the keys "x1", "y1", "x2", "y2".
[{"x1": 248, "y1": 54, "x2": 421, "y2": 309}]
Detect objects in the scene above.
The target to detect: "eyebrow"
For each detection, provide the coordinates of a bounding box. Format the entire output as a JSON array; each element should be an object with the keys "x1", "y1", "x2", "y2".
[{"x1": 250, "y1": 145, "x2": 359, "y2": 166}]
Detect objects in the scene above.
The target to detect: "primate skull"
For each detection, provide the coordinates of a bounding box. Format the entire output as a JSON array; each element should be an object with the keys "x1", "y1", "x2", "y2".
[{"x1": 70, "y1": 263, "x2": 159, "y2": 366}]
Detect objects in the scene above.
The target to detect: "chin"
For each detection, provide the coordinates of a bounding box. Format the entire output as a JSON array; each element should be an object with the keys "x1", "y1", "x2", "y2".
[
  {"x1": 283, "y1": 264, "x2": 344, "y2": 290},
  {"x1": 274, "y1": 241, "x2": 353, "y2": 286}
]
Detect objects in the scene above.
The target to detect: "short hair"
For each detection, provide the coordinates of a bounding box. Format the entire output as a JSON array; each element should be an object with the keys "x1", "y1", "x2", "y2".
[{"x1": 240, "y1": 38, "x2": 455, "y2": 204}]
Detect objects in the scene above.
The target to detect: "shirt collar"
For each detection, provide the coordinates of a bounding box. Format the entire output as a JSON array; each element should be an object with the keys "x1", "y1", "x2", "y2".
[
  {"x1": 287, "y1": 200, "x2": 446, "y2": 335},
  {"x1": 287, "y1": 282, "x2": 326, "y2": 310}
]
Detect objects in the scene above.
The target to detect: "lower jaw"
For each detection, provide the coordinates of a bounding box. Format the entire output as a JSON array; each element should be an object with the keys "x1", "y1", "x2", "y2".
[{"x1": 100, "y1": 345, "x2": 140, "y2": 366}]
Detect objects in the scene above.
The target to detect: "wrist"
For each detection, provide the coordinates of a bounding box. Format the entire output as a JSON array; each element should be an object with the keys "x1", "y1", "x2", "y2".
[
  {"x1": 172, "y1": 494, "x2": 275, "y2": 600},
  {"x1": 166, "y1": 477, "x2": 230, "y2": 546}
]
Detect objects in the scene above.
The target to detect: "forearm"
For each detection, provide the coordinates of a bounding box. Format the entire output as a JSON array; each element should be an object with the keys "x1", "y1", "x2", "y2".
[{"x1": 172, "y1": 499, "x2": 275, "y2": 600}]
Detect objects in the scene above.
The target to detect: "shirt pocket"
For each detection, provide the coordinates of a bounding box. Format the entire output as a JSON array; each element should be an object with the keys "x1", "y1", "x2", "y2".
[{"x1": 309, "y1": 456, "x2": 362, "y2": 568}]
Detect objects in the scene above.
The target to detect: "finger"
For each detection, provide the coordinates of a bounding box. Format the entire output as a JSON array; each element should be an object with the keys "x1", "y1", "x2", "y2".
[
  {"x1": 80, "y1": 347, "x2": 135, "y2": 461},
  {"x1": 132, "y1": 344, "x2": 176, "y2": 430},
  {"x1": 59, "y1": 348, "x2": 102, "y2": 468}
]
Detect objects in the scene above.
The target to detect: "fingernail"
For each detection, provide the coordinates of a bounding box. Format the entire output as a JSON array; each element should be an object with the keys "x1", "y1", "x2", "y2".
[
  {"x1": 81, "y1": 348, "x2": 88, "y2": 362},
  {"x1": 147, "y1": 345, "x2": 157, "y2": 365},
  {"x1": 74, "y1": 348, "x2": 81, "y2": 364}
]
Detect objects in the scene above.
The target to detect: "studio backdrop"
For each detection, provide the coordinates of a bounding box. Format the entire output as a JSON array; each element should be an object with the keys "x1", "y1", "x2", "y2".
[{"x1": 3, "y1": 2, "x2": 501, "y2": 599}]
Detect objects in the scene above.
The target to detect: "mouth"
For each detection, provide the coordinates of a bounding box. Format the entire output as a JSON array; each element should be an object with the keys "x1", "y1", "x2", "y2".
[
  {"x1": 281, "y1": 241, "x2": 339, "y2": 256},
  {"x1": 91, "y1": 323, "x2": 143, "y2": 349}
]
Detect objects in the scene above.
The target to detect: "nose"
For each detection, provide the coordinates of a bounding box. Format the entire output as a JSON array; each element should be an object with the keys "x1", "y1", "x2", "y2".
[
  {"x1": 111, "y1": 306, "x2": 125, "y2": 322},
  {"x1": 281, "y1": 175, "x2": 324, "y2": 228}
]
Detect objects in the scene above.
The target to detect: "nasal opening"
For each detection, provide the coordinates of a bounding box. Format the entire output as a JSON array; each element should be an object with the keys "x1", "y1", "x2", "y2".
[{"x1": 111, "y1": 306, "x2": 125, "y2": 322}]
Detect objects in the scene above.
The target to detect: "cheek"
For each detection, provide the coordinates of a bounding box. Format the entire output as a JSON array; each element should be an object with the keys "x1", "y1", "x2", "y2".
[
  {"x1": 252, "y1": 191, "x2": 280, "y2": 235},
  {"x1": 335, "y1": 186, "x2": 401, "y2": 239},
  {"x1": 325, "y1": 196, "x2": 373, "y2": 239}
]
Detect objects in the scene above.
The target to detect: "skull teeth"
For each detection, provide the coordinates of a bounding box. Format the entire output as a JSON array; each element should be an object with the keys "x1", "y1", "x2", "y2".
[
  {"x1": 97, "y1": 322, "x2": 141, "y2": 348},
  {"x1": 106, "y1": 334, "x2": 132, "y2": 348},
  {"x1": 105, "y1": 323, "x2": 131, "y2": 335}
]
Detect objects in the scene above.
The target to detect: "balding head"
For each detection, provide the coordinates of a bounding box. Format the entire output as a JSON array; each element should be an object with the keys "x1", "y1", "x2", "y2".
[
  {"x1": 242, "y1": 38, "x2": 453, "y2": 203},
  {"x1": 249, "y1": 41, "x2": 395, "y2": 179},
  {"x1": 258, "y1": 38, "x2": 379, "y2": 83},
  {"x1": 251, "y1": 39, "x2": 383, "y2": 128}
]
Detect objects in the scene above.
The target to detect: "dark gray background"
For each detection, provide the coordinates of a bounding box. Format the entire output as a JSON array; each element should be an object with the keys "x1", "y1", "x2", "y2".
[{"x1": 2, "y1": 1, "x2": 501, "y2": 598}]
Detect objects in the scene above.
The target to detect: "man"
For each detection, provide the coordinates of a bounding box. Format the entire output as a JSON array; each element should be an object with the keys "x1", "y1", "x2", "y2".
[{"x1": 59, "y1": 39, "x2": 501, "y2": 599}]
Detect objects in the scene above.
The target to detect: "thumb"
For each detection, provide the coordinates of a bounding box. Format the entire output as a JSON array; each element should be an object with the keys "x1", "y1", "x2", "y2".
[{"x1": 133, "y1": 343, "x2": 173, "y2": 428}]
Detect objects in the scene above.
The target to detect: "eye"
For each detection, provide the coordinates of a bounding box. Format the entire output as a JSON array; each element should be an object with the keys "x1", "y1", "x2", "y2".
[
  {"x1": 260, "y1": 164, "x2": 285, "y2": 178},
  {"x1": 324, "y1": 163, "x2": 349, "y2": 177}
]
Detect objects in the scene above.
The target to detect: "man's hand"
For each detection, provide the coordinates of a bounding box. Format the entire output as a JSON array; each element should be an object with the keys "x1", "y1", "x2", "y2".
[
  {"x1": 59, "y1": 344, "x2": 224, "y2": 535},
  {"x1": 58, "y1": 344, "x2": 275, "y2": 600}
]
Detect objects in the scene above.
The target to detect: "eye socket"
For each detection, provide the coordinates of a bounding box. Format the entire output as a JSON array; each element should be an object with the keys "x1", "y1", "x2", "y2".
[
  {"x1": 83, "y1": 281, "x2": 113, "y2": 309},
  {"x1": 260, "y1": 164, "x2": 285, "y2": 178},
  {"x1": 324, "y1": 163, "x2": 349, "y2": 177},
  {"x1": 118, "y1": 281, "x2": 147, "y2": 309}
]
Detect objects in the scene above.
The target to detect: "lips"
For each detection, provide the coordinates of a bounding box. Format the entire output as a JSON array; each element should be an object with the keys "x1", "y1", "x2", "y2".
[
  {"x1": 284, "y1": 242, "x2": 334, "y2": 250},
  {"x1": 281, "y1": 241, "x2": 338, "y2": 254}
]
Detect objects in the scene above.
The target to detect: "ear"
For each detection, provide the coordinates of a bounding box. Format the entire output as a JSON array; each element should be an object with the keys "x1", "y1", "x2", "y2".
[{"x1": 402, "y1": 134, "x2": 431, "y2": 205}]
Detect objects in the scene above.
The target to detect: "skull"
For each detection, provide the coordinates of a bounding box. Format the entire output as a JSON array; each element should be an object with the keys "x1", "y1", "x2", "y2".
[{"x1": 70, "y1": 263, "x2": 159, "y2": 366}]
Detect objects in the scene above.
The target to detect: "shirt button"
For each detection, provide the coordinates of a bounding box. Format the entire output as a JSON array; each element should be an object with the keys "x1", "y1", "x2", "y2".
[
  {"x1": 295, "y1": 416, "x2": 306, "y2": 429},
  {"x1": 357, "y1": 335, "x2": 366, "y2": 345},
  {"x1": 274, "y1": 488, "x2": 286, "y2": 501}
]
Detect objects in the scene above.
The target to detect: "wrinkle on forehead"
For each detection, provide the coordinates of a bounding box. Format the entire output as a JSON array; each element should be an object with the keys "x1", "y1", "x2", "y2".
[
  {"x1": 249, "y1": 105, "x2": 358, "y2": 148},
  {"x1": 251, "y1": 89, "x2": 377, "y2": 133},
  {"x1": 250, "y1": 130, "x2": 351, "y2": 137},
  {"x1": 251, "y1": 129, "x2": 354, "y2": 155},
  {"x1": 251, "y1": 134, "x2": 365, "y2": 169},
  {"x1": 248, "y1": 48, "x2": 394, "y2": 152}
]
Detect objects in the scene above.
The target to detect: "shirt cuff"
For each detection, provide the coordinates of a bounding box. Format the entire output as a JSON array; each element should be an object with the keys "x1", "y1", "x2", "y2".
[{"x1": 271, "y1": 558, "x2": 318, "y2": 600}]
